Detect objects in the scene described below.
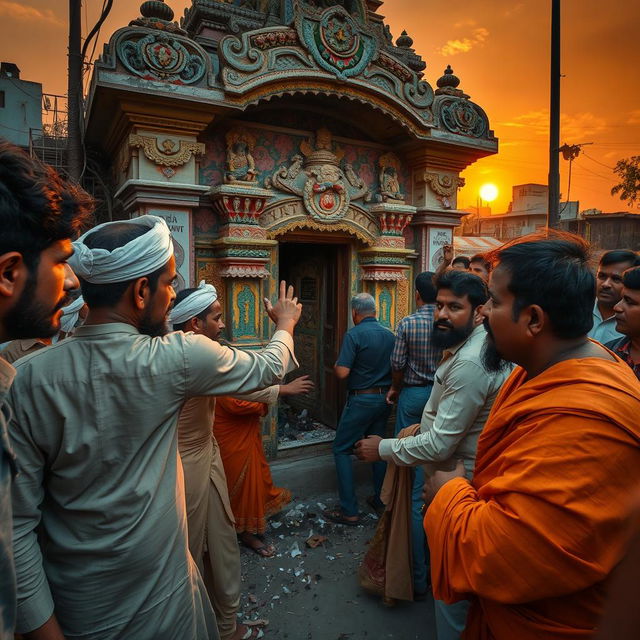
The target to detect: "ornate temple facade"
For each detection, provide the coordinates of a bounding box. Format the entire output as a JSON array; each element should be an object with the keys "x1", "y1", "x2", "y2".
[{"x1": 85, "y1": 0, "x2": 497, "y2": 451}]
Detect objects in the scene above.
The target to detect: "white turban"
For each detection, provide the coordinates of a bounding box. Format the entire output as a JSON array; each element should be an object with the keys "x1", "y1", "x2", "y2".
[
  {"x1": 169, "y1": 280, "x2": 218, "y2": 326},
  {"x1": 59, "y1": 295, "x2": 85, "y2": 334},
  {"x1": 68, "y1": 215, "x2": 173, "y2": 284}
]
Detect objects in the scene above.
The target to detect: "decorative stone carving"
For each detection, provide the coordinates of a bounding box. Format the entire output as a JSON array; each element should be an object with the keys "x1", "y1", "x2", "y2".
[
  {"x1": 210, "y1": 184, "x2": 272, "y2": 226},
  {"x1": 117, "y1": 31, "x2": 207, "y2": 84},
  {"x1": 422, "y1": 171, "x2": 465, "y2": 209},
  {"x1": 128, "y1": 134, "x2": 205, "y2": 168},
  {"x1": 224, "y1": 129, "x2": 258, "y2": 184},
  {"x1": 437, "y1": 97, "x2": 489, "y2": 138},
  {"x1": 266, "y1": 128, "x2": 369, "y2": 223},
  {"x1": 260, "y1": 199, "x2": 378, "y2": 246},
  {"x1": 376, "y1": 152, "x2": 404, "y2": 203},
  {"x1": 297, "y1": 5, "x2": 377, "y2": 80},
  {"x1": 435, "y1": 65, "x2": 469, "y2": 99},
  {"x1": 368, "y1": 202, "x2": 415, "y2": 251}
]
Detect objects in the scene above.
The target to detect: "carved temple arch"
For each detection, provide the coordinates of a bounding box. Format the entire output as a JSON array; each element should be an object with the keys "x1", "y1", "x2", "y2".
[{"x1": 260, "y1": 199, "x2": 378, "y2": 247}]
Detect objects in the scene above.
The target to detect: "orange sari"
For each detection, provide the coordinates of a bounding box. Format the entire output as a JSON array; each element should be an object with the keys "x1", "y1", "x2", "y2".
[
  {"x1": 213, "y1": 396, "x2": 291, "y2": 534},
  {"x1": 425, "y1": 357, "x2": 640, "y2": 640}
]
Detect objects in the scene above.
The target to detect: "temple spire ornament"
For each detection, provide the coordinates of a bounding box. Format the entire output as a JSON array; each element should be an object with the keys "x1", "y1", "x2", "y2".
[
  {"x1": 435, "y1": 65, "x2": 469, "y2": 99},
  {"x1": 130, "y1": 0, "x2": 186, "y2": 34}
]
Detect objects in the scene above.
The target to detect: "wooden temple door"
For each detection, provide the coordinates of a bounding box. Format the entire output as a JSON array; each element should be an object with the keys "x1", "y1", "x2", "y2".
[{"x1": 279, "y1": 241, "x2": 349, "y2": 428}]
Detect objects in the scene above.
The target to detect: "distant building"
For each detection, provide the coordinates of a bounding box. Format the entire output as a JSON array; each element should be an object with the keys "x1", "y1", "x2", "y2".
[
  {"x1": 561, "y1": 211, "x2": 640, "y2": 251},
  {"x1": 0, "y1": 62, "x2": 42, "y2": 149},
  {"x1": 463, "y1": 183, "x2": 578, "y2": 241}
]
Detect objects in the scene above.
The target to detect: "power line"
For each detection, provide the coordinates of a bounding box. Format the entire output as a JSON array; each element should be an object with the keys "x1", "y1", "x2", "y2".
[{"x1": 581, "y1": 152, "x2": 614, "y2": 171}]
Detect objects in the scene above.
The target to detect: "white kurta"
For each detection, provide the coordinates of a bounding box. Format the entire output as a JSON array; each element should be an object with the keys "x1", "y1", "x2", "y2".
[{"x1": 8, "y1": 322, "x2": 296, "y2": 639}]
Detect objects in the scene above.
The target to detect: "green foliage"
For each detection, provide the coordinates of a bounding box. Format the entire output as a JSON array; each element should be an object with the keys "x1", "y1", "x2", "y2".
[{"x1": 611, "y1": 156, "x2": 640, "y2": 206}]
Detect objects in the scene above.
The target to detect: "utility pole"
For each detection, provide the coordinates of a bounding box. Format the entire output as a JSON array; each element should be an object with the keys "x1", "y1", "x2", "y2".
[
  {"x1": 67, "y1": 0, "x2": 83, "y2": 182},
  {"x1": 547, "y1": 0, "x2": 561, "y2": 229}
]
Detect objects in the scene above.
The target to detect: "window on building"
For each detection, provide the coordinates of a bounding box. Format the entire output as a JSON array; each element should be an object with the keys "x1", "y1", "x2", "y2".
[{"x1": 0, "y1": 91, "x2": 5, "y2": 108}]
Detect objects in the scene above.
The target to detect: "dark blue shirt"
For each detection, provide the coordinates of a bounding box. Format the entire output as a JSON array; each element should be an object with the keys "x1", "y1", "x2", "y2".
[{"x1": 336, "y1": 317, "x2": 395, "y2": 390}]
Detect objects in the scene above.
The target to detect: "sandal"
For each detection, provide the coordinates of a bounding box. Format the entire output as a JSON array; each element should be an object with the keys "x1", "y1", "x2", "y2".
[
  {"x1": 322, "y1": 508, "x2": 360, "y2": 526},
  {"x1": 235, "y1": 624, "x2": 264, "y2": 639},
  {"x1": 239, "y1": 533, "x2": 276, "y2": 558},
  {"x1": 366, "y1": 495, "x2": 385, "y2": 517}
]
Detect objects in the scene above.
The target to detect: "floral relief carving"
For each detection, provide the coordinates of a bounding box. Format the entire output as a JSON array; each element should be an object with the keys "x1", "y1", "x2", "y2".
[{"x1": 128, "y1": 134, "x2": 205, "y2": 168}]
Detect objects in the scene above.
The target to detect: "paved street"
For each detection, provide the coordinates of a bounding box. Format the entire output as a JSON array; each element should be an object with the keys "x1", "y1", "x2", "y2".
[{"x1": 237, "y1": 489, "x2": 436, "y2": 640}]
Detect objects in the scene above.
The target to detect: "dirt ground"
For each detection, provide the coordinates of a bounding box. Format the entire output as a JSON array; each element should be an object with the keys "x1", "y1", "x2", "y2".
[{"x1": 236, "y1": 490, "x2": 436, "y2": 640}]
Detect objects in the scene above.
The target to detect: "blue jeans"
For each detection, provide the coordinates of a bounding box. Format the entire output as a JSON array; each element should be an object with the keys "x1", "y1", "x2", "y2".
[
  {"x1": 435, "y1": 598, "x2": 470, "y2": 640},
  {"x1": 394, "y1": 385, "x2": 433, "y2": 435},
  {"x1": 332, "y1": 394, "x2": 391, "y2": 517},
  {"x1": 395, "y1": 384, "x2": 433, "y2": 593}
]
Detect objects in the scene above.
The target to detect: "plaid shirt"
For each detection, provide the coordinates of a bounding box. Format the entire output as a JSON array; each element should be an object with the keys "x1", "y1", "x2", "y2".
[
  {"x1": 390, "y1": 303, "x2": 442, "y2": 385},
  {"x1": 607, "y1": 337, "x2": 640, "y2": 381}
]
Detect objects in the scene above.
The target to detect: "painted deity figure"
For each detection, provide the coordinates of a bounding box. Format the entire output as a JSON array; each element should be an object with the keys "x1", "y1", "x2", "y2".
[
  {"x1": 377, "y1": 152, "x2": 405, "y2": 203},
  {"x1": 225, "y1": 129, "x2": 258, "y2": 184},
  {"x1": 380, "y1": 166, "x2": 404, "y2": 201}
]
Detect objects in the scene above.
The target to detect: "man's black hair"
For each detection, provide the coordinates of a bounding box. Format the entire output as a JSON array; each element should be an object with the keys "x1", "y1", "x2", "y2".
[
  {"x1": 622, "y1": 266, "x2": 640, "y2": 291},
  {"x1": 436, "y1": 270, "x2": 488, "y2": 309},
  {"x1": 171, "y1": 287, "x2": 211, "y2": 331},
  {"x1": 0, "y1": 140, "x2": 92, "y2": 269},
  {"x1": 470, "y1": 254, "x2": 491, "y2": 271},
  {"x1": 486, "y1": 230, "x2": 594, "y2": 339},
  {"x1": 79, "y1": 223, "x2": 165, "y2": 308},
  {"x1": 452, "y1": 256, "x2": 470, "y2": 269},
  {"x1": 599, "y1": 249, "x2": 640, "y2": 268},
  {"x1": 415, "y1": 271, "x2": 437, "y2": 304}
]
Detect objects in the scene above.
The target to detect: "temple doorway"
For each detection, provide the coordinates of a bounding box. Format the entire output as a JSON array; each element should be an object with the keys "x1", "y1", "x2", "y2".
[{"x1": 278, "y1": 239, "x2": 350, "y2": 446}]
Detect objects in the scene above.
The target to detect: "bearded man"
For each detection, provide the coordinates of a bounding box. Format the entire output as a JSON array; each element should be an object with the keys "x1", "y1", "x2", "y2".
[
  {"x1": 355, "y1": 271, "x2": 511, "y2": 639},
  {"x1": 8, "y1": 216, "x2": 300, "y2": 640},
  {"x1": 424, "y1": 231, "x2": 640, "y2": 640}
]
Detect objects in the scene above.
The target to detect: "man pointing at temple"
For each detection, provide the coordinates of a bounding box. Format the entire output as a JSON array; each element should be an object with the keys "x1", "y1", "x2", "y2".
[{"x1": 8, "y1": 216, "x2": 300, "y2": 640}]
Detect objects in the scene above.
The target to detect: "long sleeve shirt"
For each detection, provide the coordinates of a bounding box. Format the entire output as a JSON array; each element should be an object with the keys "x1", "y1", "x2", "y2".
[
  {"x1": 378, "y1": 325, "x2": 511, "y2": 477},
  {"x1": 8, "y1": 322, "x2": 296, "y2": 638},
  {"x1": 0, "y1": 358, "x2": 16, "y2": 640},
  {"x1": 390, "y1": 304, "x2": 441, "y2": 384}
]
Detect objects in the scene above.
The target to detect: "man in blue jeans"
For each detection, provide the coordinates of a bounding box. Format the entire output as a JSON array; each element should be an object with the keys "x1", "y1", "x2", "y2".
[
  {"x1": 387, "y1": 271, "x2": 441, "y2": 595},
  {"x1": 324, "y1": 293, "x2": 395, "y2": 526}
]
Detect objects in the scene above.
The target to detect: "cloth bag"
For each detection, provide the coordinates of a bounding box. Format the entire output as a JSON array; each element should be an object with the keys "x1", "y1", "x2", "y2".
[{"x1": 358, "y1": 424, "x2": 421, "y2": 605}]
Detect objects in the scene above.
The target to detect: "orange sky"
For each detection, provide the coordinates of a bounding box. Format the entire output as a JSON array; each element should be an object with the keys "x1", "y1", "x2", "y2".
[{"x1": 1, "y1": 0, "x2": 639, "y2": 215}]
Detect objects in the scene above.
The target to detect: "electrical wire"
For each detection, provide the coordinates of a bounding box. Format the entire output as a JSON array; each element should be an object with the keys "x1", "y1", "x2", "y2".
[{"x1": 581, "y1": 152, "x2": 615, "y2": 171}]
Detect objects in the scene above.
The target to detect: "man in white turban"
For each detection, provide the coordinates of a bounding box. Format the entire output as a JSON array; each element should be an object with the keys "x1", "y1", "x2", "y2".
[
  {"x1": 8, "y1": 216, "x2": 301, "y2": 640},
  {"x1": 170, "y1": 283, "x2": 312, "y2": 640}
]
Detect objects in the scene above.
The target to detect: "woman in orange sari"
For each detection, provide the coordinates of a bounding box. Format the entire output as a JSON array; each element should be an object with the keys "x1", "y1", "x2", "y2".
[{"x1": 214, "y1": 376, "x2": 312, "y2": 557}]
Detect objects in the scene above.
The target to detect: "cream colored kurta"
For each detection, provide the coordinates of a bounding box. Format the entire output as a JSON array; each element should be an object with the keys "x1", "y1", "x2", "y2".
[
  {"x1": 178, "y1": 385, "x2": 278, "y2": 640},
  {"x1": 8, "y1": 322, "x2": 296, "y2": 639}
]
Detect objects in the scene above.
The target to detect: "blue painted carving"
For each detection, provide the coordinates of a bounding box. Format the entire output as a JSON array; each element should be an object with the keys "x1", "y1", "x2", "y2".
[
  {"x1": 436, "y1": 97, "x2": 489, "y2": 138},
  {"x1": 379, "y1": 286, "x2": 392, "y2": 328},
  {"x1": 297, "y1": 6, "x2": 376, "y2": 80},
  {"x1": 117, "y1": 32, "x2": 206, "y2": 84},
  {"x1": 236, "y1": 285, "x2": 256, "y2": 336}
]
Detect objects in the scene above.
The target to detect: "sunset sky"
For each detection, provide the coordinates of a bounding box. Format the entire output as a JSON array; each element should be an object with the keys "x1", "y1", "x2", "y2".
[{"x1": 1, "y1": 0, "x2": 639, "y2": 215}]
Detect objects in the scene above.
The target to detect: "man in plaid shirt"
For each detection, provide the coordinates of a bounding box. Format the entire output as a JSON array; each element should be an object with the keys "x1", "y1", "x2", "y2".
[{"x1": 387, "y1": 270, "x2": 441, "y2": 596}]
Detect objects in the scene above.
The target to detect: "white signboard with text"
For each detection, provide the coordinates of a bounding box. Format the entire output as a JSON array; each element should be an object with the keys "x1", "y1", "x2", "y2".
[
  {"x1": 147, "y1": 210, "x2": 191, "y2": 291},
  {"x1": 428, "y1": 227, "x2": 453, "y2": 271}
]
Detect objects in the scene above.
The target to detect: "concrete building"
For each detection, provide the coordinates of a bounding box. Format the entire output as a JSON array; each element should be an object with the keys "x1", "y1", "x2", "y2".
[
  {"x1": 464, "y1": 183, "x2": 578, "y2": 241},
  {"x1": 561, "y1": 211, "x2": 640, "y2": 251},
  {"x1": 0, "y1": 62, "x2": 42, "y2": 149}
]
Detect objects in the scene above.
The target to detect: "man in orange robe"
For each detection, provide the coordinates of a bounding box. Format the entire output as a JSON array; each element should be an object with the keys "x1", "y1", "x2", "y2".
[{"x1": 423, "y1": 231, "x2": 640, "y2": 640}]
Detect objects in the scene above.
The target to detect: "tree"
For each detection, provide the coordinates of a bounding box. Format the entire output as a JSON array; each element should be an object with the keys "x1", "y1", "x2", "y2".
[{"x1": 611, "y1": 156, "x2": 640, "y2": 207}]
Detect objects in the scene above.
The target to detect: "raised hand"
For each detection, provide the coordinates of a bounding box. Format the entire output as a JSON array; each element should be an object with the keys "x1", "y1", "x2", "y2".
[{"x1": 263, "y1": 280, "x2": 302, "y2": 334}]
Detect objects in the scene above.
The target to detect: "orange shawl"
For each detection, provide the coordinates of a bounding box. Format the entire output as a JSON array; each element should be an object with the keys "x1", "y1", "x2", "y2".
[
  {"x1": 213, "y1": 396, "x2": 291, "y2": 534},
  {"x1": 425, "y1": 357, "x2": 640, "y2": 640}
]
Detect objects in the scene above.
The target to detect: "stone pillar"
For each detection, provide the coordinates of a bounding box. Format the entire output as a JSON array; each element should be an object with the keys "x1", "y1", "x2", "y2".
[
  {"x1": 360, "y1": 202, "x2": 416, "y2": 328},
  {"x1": 411, "y1": 169, "x2": 467, "y2": 272}
]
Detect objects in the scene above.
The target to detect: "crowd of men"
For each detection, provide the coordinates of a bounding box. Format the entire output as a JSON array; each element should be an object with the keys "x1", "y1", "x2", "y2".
[{"x1": 1, "y1": 141, "x2": 640, "y2": 640}]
